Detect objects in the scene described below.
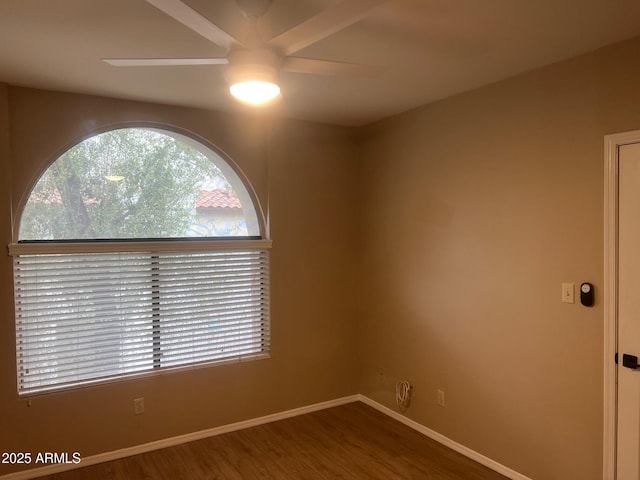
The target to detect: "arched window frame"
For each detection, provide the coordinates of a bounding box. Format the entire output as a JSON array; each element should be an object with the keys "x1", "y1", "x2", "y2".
[{"x1": 9, "y1": 125, "x2": 271, "y2": 396}]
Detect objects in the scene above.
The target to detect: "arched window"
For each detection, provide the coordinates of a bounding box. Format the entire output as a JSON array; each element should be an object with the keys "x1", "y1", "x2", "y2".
[{"x1": 10, "y1": 127, "x2": 271, "y2": 395}]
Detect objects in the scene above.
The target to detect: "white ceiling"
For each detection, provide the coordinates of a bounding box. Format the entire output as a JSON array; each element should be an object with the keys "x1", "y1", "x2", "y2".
[{"x1": 0, "y1": 0, "x2": 639, "y2": 126}]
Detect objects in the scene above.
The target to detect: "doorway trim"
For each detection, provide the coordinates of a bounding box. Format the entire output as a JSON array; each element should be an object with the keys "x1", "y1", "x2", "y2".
[{"x1": 603, "y1": 129, "x2": 640, "y2": 479}]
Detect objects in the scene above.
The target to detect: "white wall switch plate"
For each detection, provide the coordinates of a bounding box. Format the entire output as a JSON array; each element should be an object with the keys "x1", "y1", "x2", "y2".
[{"x1": 562, "y1": 283, "x2": 575, "y2": 304}]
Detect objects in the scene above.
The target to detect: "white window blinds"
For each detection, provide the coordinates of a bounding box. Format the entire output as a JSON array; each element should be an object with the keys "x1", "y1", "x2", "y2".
[{"x1": 11, "y1": 241, "x2": 271, "y2": 395}]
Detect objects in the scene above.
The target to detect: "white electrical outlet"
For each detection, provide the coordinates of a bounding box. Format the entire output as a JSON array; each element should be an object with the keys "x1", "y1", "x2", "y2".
[
  {"x1": 437, "y1": 389, "x2": 445, "y2": 406},
  {"x1": 134, "y1": 397, "x2": 145, "y2": 415}
]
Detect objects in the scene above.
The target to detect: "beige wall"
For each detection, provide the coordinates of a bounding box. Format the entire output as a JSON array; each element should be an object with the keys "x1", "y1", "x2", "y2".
[
  {"x1": 0, "y1": 88, "x2": 361, "y2": 475},
  {"x1": 359, "y1": 35, "x2": 640, "y2": 479},
  {"x1": 3, "y1": 34, "x2": 640, "y2": 479}
]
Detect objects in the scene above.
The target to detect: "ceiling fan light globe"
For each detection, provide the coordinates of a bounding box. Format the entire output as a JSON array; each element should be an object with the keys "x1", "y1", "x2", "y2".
[{"x1": 230, "y1": 80, "x2": 281, "y2": 105}]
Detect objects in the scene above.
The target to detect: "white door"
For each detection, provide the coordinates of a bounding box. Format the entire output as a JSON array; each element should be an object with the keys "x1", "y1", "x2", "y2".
[{"x1": 617, "y1": 142, "x2": 640, "y2": 478}]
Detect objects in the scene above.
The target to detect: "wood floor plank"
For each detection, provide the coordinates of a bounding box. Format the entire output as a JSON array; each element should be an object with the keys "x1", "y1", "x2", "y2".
[{"x1": 35, "y1": 402, "x2": 509, "y2": 480}]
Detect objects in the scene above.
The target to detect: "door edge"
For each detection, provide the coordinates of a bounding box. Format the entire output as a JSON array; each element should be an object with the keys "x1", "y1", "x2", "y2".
[{"x1": 603, "y1": 130, "x2": 640, "y2": 480}]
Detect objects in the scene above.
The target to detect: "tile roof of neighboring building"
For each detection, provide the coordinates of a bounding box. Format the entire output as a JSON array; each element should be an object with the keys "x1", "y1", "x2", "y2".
[
  {"x1": 31, "y1": 190, "x2": 100, "y2": 205},
  {"x1": 30, "y1": 188, "x2": 241, "y2": 209},
  {"x1": 195, "y1": 189, "x2": 242, "y2": 209}
]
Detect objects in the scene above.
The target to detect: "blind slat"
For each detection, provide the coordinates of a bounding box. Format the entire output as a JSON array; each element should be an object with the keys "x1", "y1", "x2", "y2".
[{"x1": 14, "y1": 248, "x2": 270, "y2": 395}]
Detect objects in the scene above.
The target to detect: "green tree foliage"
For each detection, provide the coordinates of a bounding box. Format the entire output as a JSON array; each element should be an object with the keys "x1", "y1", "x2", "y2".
[{"x1": 20, "y1": 128, "x2": 229, "y2": 240}]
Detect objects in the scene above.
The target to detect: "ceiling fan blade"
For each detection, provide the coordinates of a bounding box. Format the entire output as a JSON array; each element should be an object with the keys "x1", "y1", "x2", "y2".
[
  {"x1": 268, "y1": 0, "x2": 385, "y2": 56},
  {"x1": 282, "y1": 57, "x2": 382, "y2": 77},
  {"x1": 103, "y1": 58, "x2": 229, "y2": 67},
  {"x1": 146, "y1": 0, "x2": 242, "y2": 50}
]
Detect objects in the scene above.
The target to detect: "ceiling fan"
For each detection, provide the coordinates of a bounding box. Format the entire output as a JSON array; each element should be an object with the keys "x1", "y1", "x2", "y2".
[{"x1": 103, "y1": 0, "x2": 385, "y2": 105}]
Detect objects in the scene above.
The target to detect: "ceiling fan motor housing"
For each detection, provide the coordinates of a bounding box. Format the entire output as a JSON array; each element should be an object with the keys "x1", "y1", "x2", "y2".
[{"x1": 225, "y1": 48, "x2": 281, "y2": 86}]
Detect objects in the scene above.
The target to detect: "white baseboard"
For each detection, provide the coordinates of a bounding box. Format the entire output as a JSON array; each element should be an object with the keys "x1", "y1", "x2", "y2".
[
  {"x1": 0, "y1": 395, "x2": 360, "y2": 480},
  {"x1": 358, "y1": 395, "x2": 532, "y2": 480},
  {"x1": 1, "y1": 394, "x2": 530, "y2": 480}
]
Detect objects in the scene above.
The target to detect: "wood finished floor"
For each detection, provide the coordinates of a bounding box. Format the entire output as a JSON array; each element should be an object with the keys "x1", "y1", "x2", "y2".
[{"x1": 36, "y1": 402, "x2": 509, "y2": 480}]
